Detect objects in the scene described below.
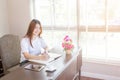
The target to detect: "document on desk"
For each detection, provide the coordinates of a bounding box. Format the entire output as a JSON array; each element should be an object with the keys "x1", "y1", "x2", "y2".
[{"x1": 29, "y1": 53, "x2": 62, "y2": 65}]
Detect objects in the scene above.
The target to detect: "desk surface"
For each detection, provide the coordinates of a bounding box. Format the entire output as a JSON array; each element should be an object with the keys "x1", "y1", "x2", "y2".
[{"x1": 0, "y1": 48, "x2": 81, "y2": 80}]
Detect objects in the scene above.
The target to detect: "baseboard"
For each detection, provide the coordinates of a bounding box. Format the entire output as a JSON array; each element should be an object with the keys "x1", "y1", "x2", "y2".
[{"x1": 81, "y1": 72, "x2": 120, "y2": 80}]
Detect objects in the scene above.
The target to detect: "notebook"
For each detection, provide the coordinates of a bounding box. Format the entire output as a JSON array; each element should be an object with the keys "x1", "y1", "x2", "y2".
[{"x1": 29, "y1": 53, "x2": 62, "y2": 65}]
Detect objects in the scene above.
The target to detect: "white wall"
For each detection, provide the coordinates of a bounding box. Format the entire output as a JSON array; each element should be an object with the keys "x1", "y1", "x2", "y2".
[
  {"x1": 0, "y1": 0, "x2": 9, "y2": 37},
  {"x1": 0, "y1": 0, "x2": 32, "y2": 38},
  {"x1": 7, "y1": 0, "x2": 32, "y2": 38}
]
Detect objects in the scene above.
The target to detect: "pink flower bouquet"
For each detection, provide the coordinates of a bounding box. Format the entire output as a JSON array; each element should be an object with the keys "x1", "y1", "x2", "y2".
[{"x1": 62, "y1": 35, "x2": 74, "y2": 51}]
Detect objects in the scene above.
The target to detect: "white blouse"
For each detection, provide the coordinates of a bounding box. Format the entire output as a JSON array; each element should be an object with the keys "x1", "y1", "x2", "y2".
[{"x1": 20, "y1": 37, "x2": 47, "y2": 62}]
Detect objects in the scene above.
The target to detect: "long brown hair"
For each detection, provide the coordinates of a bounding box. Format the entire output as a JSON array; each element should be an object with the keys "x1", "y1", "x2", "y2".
[{"x1": 25, "y1": 19, "x2": 42, "y2": 47}]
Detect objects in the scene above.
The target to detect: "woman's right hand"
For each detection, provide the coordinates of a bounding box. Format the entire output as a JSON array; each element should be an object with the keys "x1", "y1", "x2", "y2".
[{"x1": 39, "y1": 53, "x2": 50, "y2": 61}]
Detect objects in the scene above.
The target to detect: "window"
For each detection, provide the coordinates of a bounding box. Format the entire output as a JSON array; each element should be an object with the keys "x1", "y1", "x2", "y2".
[
  {"x1": 33, "y1": 0, "x2": 78, "y2": 50},
  {"x1": 33, "y1": 0, "x2": 120, "y2": 65},
  {"x1": 79, "y1": 0, "x2": 120, "y2": 65}
]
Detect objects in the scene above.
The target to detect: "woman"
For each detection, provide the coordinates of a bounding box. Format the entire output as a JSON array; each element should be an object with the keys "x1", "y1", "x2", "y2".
[{"x1": 20, "y1": 19, "x2": 49, "y2": 65}]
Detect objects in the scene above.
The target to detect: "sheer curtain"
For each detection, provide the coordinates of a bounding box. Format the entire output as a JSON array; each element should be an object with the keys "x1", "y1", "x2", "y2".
[
  {"x1": 33, "y1": 0, "x2": 120, "y2": 65},
  {"x1": 33, "y1": 0, "x2": 78, "y2": 51},
  {"x1": 79, "y1": 0, "x2": 120, "y2": 65}
]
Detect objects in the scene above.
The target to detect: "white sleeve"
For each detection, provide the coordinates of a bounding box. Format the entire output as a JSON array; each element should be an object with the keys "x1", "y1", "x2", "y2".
[{"x1": 21, "y1": 38, "x2": 29, "y2": 54}]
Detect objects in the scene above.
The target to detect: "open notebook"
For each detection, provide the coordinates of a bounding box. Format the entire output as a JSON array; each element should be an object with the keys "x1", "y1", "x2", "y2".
[{"x1": 29, "y1": 53, "x2": 62, "y2": 65}]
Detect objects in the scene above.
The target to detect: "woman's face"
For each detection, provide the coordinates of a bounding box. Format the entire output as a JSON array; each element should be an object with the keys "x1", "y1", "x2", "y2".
[{"x1": 33, "y1": 23, "x2": 41, "y2": 36}]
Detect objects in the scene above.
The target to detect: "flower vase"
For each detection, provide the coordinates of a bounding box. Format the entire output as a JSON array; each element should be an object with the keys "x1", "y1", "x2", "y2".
[{"x1": 65, "y1": 50, "x2": 71, "y2": 54}]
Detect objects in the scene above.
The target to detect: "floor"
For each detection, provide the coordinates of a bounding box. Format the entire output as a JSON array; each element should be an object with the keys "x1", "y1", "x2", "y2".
[{"x1": 80, "y1": 76, "x2": 104, "y2": 80}]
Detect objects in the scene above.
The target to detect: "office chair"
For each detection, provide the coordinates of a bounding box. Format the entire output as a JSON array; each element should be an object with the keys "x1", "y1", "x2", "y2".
[{"x1": 0, "y1": 34, "x2": 21, "y2": 74}]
